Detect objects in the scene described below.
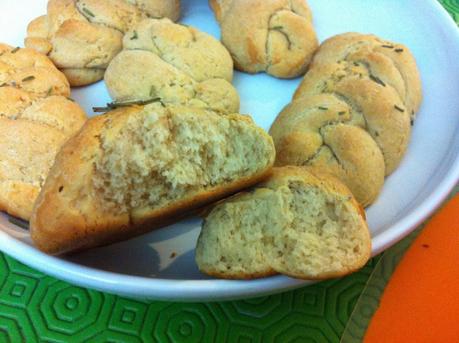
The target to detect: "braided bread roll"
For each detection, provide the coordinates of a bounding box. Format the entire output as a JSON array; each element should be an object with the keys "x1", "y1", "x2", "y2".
[
  {"x1": 0, "y1": 44, "x2": 86, "y2": 220},
  {"x1": 105, "y1": 18, "x2": 239, "y2": 114},
  {"x1": 270, "y1": 33, "x2": 422, "y2": 206},
  {"x1": 25, "y1": 0, "x2": 181, "y2": 86},
  {"x1": 210, "y1": 0, "x2": 318, "y2": 78}
]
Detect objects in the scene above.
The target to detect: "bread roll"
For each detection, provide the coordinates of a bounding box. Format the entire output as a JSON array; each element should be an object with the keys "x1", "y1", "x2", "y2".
[
  {"x1": 105, "y1": 18, "x2": 239, "y2": 114},
  {"x1": 210, "y1": 0, "x2": 318, "y2": 78},
  {"x1": 196, "y1": 166, "x2": 371, "y2": 279},
  {"x1": 30, "y1": 103, "x2": 275, "y2": 254},
  {"x1": 270, "y1": 33, "x2": 422, "y2": 206},
  {"x1": 270, "y1": 94, "x2": 385, "y2": 207},
  {"x1": 25, "y1": 0, "x2": 181, "y2": 86},
  {"x1": 0, "y1": 44, "x2": 87, "y2": 220}
]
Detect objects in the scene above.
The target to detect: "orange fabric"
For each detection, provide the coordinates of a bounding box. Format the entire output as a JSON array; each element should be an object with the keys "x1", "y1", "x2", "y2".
[{"x1": 365, "y1": 194, "x2": 459, "y2": 343}]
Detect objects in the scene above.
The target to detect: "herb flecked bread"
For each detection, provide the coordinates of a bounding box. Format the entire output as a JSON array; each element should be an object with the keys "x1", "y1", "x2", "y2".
[
  {"x1": 210, "y1": 0, "x2": 318, "y2": 78},
  {"x1": 105, "y1": 18, "x2": 239, "y2": 114},
  {"x1": 30, "y1": 103, "x2": 275, "y2": 255},
  {"x1": 25, "y1": 0, "x2": 181, "y2": 86},
  {"x1": 0, "y1": 44, "x2": 86, "y2": 220},
  {"x1": 195, "y1": 166, "x2": 371, "y2": 280},
  {"x1": 270, "y1": 33, "x2": 422, "y2": 206}
]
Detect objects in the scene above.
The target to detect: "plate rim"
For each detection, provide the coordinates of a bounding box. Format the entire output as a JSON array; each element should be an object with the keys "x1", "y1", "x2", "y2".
[{"x1": 0, "y1": 0, "x2": 458, "y2": 301}]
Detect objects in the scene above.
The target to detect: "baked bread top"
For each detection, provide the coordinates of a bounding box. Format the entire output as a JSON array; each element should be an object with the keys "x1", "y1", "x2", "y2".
[
  {"x1": 210, "y1": 0, "x2": 318, "y2": 78},
  {"x1": 270, "y1": 33, "x2": 422, "y2": 206},
  {"x1": 270, "y1": 94, "x2": 385, "y2": 207},
  {"x1": 30, "y1": 103, "x2": 275, "y2": 254},
  {"x1": 25, "y1": 0, "x2": 181, "y2": 86},
  {"x1": 105, "y1": 18, "x2": 239, "y2": 114},
  {"x1": 297, "y1": 32, "x2": 422, "y2": 119},
  {"x1": 195, "y1": 166, "x2": 371, "y2": 280},
  {"x1": 0, "y1": 44, "x2": 86, "y2": 220},
  {"x1": 293, "y1": 33, "x2": 422, "y2": 175}
]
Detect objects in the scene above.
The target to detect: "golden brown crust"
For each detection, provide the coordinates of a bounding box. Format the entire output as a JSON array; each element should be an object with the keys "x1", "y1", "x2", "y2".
[
  {"x1": 0, "y1": 45, "x2": 87, "y2": 221},
  {"x1": 61, "y1": 67, "x2": 105, "y2": 86},
  {"x1": 270, "y1": 33, "x2": 422, "y2": 206},
  {"x1": 0, "y1": 118, "x2": 68, "y2": 221},
  {"x1": 25, "y1": 0, "x2": 181, "y2": 86},
  {"x1": 209, "y1": 0, "x2": 223, "y2": 22},
  {"x1": 31, "y1": 105, "x2": 275, "y2": 255},
  {"x1": 198, "y1": 268, "x2": 278, "y2": 280},
  {"x1": 0, "y1": 181, "x2": 40, "y2": 220},
  {"x1": 210, "y1": 0, "x2": 318, "y2": 78}
]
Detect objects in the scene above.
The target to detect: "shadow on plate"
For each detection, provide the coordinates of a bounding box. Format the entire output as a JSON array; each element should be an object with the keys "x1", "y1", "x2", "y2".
[{"x1": 64, "y1": 217, "x2": 213, "y2": 279}]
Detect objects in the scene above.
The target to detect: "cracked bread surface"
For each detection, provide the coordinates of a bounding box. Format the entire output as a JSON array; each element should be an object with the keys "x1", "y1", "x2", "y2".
[
  {"x1": 270, "y1": 33, "x2": 422, "y2": 206},
  {"x1": 30, "y1": 103, "x2": 275, "y2": 255},
  {"x1": 210, "y1": 0, "x2": 318, "y2": 78},
  {"x1": 105, "y1": 18, "x2": 239, "y2": 114},
  {"x1": 195, "y1": 166, "x2": 371, "y2": 280},
  {"x1": 0, "y1": 44, "x2": 87, "y2": 220},
  {"x1": 25, "y1": 0, "x2": 181, "y2": 86}
]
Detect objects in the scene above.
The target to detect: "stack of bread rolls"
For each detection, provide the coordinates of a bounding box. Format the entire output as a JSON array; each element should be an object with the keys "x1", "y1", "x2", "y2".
[
  {"x1": 25, "y1": 0, "x2": 181, "y2": 86},
  {"x1": 0, "y1": 44, "x2": 86, "y2": 220},
  {"x1": 0, "y1": 0, "x2": 423, "y2": 282}
]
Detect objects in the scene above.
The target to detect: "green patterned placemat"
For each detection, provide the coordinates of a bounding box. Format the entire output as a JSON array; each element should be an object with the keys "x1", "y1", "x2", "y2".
[
  {"x1": 0, "y1": 252, "x2": 381, "y2": 342},
  {"x1": 0, "y1": 1, "x2": 458, "y2": 342},
  {"x1": 442, "y1": 0, "x2": 459, "y2": 22}
]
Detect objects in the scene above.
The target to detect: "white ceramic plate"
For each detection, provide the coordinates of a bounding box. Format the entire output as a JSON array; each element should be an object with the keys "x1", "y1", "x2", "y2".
[{"x1": 0, "y1": 0, "x2": 458, "y2": 301}]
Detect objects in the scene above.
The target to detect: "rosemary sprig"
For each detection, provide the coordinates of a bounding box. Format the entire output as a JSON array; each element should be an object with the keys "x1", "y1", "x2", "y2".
[
  {"x1": 370, "y1": 74, "x2": 386, "y2": 87},
  {"x1": 11, "y1": 47, "x2": 20, "y2": 53},
  {"x1": 395, "y1": 48, "x2": 404, "y2": 53},
  {"x1": 338, "y1": 111, "x2": 346, "y2": 116},
  {"x1": 130, "y1": 31, "x2": 138, "y2": 40},
  {"x1": 8, "y1": 215, "x2": 29, "y2": 230},
  {"x1": 82, "y1": 7, "x2": 95, "y2": 17},
  {"x1": 92, "y1": 97, "x2": 162, "y2": 112},
  {"x1": 381, "y1": 44, "x2": 394, "y2": 49},
  {"x1": 394, "y1": 105, "x2": 405, "y2": 112},
  {"x1": 271, "y1": 26, "x2": 284, "y2": 30},
  {"x1": 318, "y1": 106, "x2": 328, "y2": 111},
  {"x1": 22, "y1": 75, "x2": 35, "y2": 82}
]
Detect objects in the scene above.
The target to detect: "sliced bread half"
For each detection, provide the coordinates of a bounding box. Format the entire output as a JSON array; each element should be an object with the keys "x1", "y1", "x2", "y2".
[{"x1": 195, "y1": 166, "x2": 371, "y2": 280}]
